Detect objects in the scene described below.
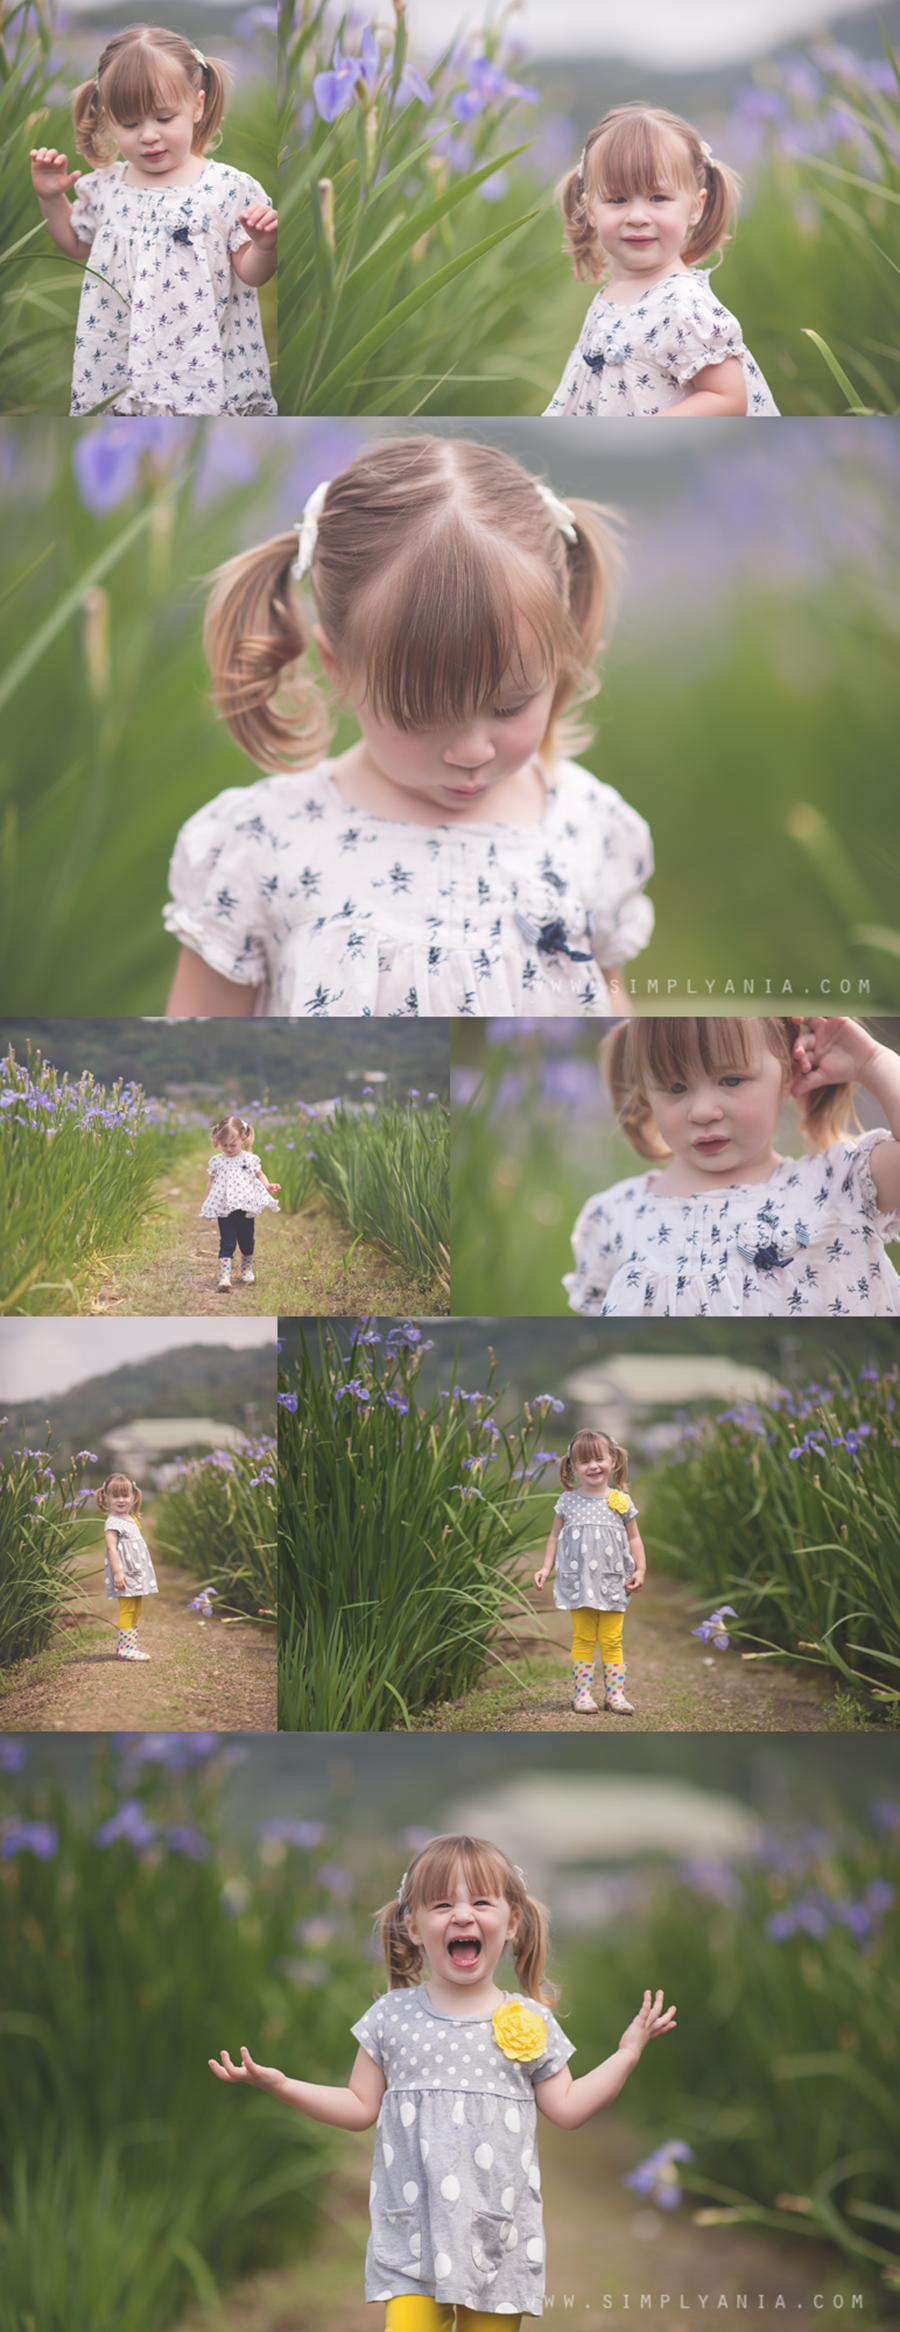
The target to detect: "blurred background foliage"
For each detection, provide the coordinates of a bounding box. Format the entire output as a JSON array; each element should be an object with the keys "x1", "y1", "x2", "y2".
[
  {"x1": 2, "y1": 1733, "x2": 899, "y2": 2331},
  {"x1": 0, "y1": 0, "x2": 275, "y2": 415},
  {"x1": 0, "y1": 416, "x2": 898, "y2": 1013}
]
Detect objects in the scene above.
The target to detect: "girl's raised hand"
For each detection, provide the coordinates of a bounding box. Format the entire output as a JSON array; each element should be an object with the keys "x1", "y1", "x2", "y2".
[
  {"x1": 618, "y1": 1988, "x2": 676, "y2": 2056},
  {"x1": 790, "y1": 1016, "x2": 876, "y2": 1093},
  {"x1": 238, "y1": 202, "x2": 278, "y2": 246},
  {"x1": 209, "y1": 2045, "x2": 286, "y2": 2096},
  {"x1": 31, "y1": 148, "x2": 81, "y2": 200}
]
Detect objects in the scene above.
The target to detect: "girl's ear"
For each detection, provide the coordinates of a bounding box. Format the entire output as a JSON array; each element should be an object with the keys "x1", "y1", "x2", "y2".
[
  {"x1": 690, "y1": 185, "x2": 708, "y2": 228},
  {"x1": 310, "y1": 623, "x2": 343, "y2": 688},
  {"x1": 506, "y1": 1908, "x2": 520, "y2": 1942}
]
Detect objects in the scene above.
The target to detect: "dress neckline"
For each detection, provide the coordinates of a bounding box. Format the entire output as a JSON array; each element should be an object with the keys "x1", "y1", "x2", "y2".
[
  {"x1": 642, "y1": 1155, "x2": 790, "y2": 1202},
  {"x1": 116, "y1": 158, "x2": 214, "y2": 195},
  {"x1": 321, "y1": 756, "x2": 555, "y2": 834},
  {"x1": 595, "y1": 268, "x2": 706, "y2": 313}
]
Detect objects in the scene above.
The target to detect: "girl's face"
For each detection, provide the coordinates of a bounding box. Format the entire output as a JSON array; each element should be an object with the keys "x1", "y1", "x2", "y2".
[
  {"x1": 406, "y1": 1862, "x2": 518, "y2": 1992},
  {"x1": 646, "y1": 1040, "x2": 788, "y2": 1180},
  {"x1": 572, "y1": 1443, "x2": 614, "y2": 1492},
  {"x1": 217, "y1": 1129, "x2": 243, "y2": 1156},
  {"x1": 314, "y1": 626, "x2": 557, "y2": 820},
  {"x1": 108, "y1": 1486, "x2": 135, "y2": 1513},
  {"x1": 110, "y1": 84, "x2": 204, "y2": 181},
  {"x1": 587, "y1": 168, "x2": 705, "y2": 286}
]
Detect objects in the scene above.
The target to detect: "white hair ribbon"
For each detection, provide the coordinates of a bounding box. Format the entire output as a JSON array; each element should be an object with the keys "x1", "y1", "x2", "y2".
[
  {"x1": 293, "y1": 479, "x2": 331, "y2": 580},
  {"x1": 191, "y1": 45, "x2": 208, "y2": 68},
  {"x1": 700, "y1": 139, "x2": 713, "y2": 162},
  {"x1": 535, "y1": 479, "x2": 578, "y2": 544}
]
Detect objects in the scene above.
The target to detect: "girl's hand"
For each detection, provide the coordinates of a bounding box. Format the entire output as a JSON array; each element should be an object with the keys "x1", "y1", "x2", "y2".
[
  {"x1": 619, "y1": 1989, "x2": 676, "y2": 2056},
  {"x1": 625, "y1": 1569, "x2": 645, "y2": 1593},
  {"x1": 534, "y1": 1565, "x2": 551, "y2": 1589},
  {"x1": 238, "y1": 202, "x2": 278, "y2": 247},
  {"x1": 209, "y1": 2046, "x2": 286, "y2": 2096},
  {"x1": 31, "y1": 148, "x2": 81, "y2": 200},
  {"x1": 112, "y1": 1575, "x2": 128, "y2": 1595},
  {"x1": 268, "y1": 1181, "x2": 280, "y2": 1193},
  {"x1": 790, "y1": 1016, "x2": 877, "y2": 1093}
]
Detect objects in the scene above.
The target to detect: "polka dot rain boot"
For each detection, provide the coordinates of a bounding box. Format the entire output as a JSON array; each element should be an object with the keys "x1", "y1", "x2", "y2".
[
  {"x1": 117, "y1": 1627, "x2": 150, "y2": 1662},
  {"x1": 603, "y1": 1660, "x2": 634, "y2": 1714},
  {"x1": 571, "y1": 1660, "x2": 599, "y2": 1713},
  {"x1": 217, "y1": 1257, "x2": 232, "y2": 1293},
  {"x1": 239, "y1": 1255, "x2": 255, "y2": 1284}
]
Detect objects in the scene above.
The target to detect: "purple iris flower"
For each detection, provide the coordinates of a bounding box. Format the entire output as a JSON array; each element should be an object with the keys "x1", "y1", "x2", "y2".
[
  {"x1": 314, "y1": 30, "x2": 431, "y2": 124},
  {"x1": 691, "y1": 1606, "x2": 737, "y2": 1650},
  {"x1": 624, "y1": 2140, "x2": 694, "y2": 2210},
  {"x1": 1, "y1": 1818, "x2": 58, "y2": 1859},
  {"x1": 95, "y1": 1799, "x2": 157, "y2": 1851},
  {"x1": 451, "y1": 55, "x2": 540, "y2": 123}
]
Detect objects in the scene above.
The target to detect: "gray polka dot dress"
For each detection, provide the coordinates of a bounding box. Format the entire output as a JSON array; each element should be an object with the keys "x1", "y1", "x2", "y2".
[
  {"x1": 68, "y1": 160, "x2": 276, "y2": 416},
  {"x1": 564, "y1": 1133, "x2": 900, "y2": 1317},
  {"x1": 552, "y1": 1491, "x2": 637, "y2": 1613},
  {"x1": 103, "y1": 1512, "x2": 158, "y2": 1601},
  {"x1": 352, "y1": 1986, "x2": 576, "y2": 2315},
  {"x1": 199, "y1": 1153, "x2": 280, "y2": 1220},
  {"x1": 543, "y1": 270, "x2": 779, "y2": 418}
]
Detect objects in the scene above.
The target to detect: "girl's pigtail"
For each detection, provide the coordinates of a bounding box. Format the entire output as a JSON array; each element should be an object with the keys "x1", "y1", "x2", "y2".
[
  {"x1": 559, "y1": 1452, "x2": 575, "y2": 1489},
  {"x1": 377, "y1": 1898, "x2": 424, "y2": 1991},
  {"x1": 511, "y1": 1892, "x2": 559, "y2": 2006},
  {"x1": 608, "y1": 1439, "x2": 629, "y2": 1490},
  {"x1": 193, "y1": 56, "x2": 229, "y2": 152},
  {"x1": 547, "y1": 497, "x2": 621, "y2": 756},
  {"x1": 204, "y1": 536, "x2": 328, "y2": 773},
  {"x1": 685, "y1": 155, "x2": 741, "y2": 266},
  {"x1": 600, "y1": 1023, "x2": 670, "y2": 1161},
  {"x1": 95, "y1": 1485, "x2": 109, "y2": 1514},
  {"x1": 131, "y1": 1483, "x2": 143, "y2": 1518},
  {"x1": 72, "y1": 76, "x2": 116, "y2": 166},
  {"x1": 557, "y1": 159, "x2": 598, "y2": 282}
]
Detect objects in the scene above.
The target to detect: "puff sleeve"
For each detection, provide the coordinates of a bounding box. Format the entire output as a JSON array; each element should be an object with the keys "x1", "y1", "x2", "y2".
[
  {"x1": 663, "y1": 277, "x2": 746, "y2": 385},
  {"x1": 164, "y1": 788, "x2": 273, "y2": 987},
  {"x1": 69, "y1": 173, "x2": 99, "y2": 245}
]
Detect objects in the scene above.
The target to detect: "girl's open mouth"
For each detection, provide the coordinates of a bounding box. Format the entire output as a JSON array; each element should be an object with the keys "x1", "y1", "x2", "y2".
[{"x1": 448, "y1": 1937, "x2": 481, "y2": 1966}]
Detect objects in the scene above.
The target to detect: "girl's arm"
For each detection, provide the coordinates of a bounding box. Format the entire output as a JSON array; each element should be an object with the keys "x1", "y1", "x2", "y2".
[
  {"x1": 534, "y1": 1514, "x2": 563, "y2": 1590},
  {"x1": 657, "y1": 357, "x2": 748, "y2": 418},
  {"x1": 536, "y1": 1990, "x2": 676, "y2": 2130},
  {"x1": 105, "y1": 1525, "x2": 128, "y2": 1596},
  {"x1": 167, "y1": 945, "x2": 259, "y2": 1018},
  {"x1": 209, "y1": 2042, "x2": 385, "y2": 2129},
  {"x1": 232, "y1": 204, "x2": 278, "y2": 286},
  {"x1": 624, "y1": 1518, "x2": 646, "y2": 1591},
  {"x1": 792, "y1": 1017, "x2": 900, "y2": 1212},
  {"x1": 254, "y1": 1167, "x2": 281, "y2": 1194},
  {"x1": 29, "y1": 149, "x2": 86, "y2": 258}
]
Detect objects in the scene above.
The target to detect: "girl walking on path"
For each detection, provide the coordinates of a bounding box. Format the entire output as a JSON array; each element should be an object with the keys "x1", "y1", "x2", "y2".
[
  {"x1": 199, "y1": 1114, "x2": 280, "y2": 1293},
  {"x1": 534, "y1": 1428, "x2": 645, "y2": 1714},
  {"x1": 98, "y1": 1474, "x2": 157, "y2": 1661}
]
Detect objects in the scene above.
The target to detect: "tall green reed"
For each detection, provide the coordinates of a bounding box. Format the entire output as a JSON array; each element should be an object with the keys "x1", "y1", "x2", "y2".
[
  {"x1": 0, "y1": 1739, "x2": 362, "y2": 2331},
  {"x1": 562, "y1": 1812, "x2": 900, "y2": 2288},
  {"x1": 301, "y1": 1094, "x2": 449, "y2": 1299},
  {"x1": 153, "y1": 1436, "x2": 277, "y2": 1620},
  {"x1": 278, "y1": 3, "x2": 544, "y2": 413},
  {"x1": 0, "y1": 1435, "x2": 95, "y2": 1667},
  {"x1": 278, "y1": 1323, "x2": 557, "y2": 1729},
  {"x1": 0, "y1": 1044, "x2": 178, "y2": 1313},
  {"x1": 641, "y1": 1368, "x2": 900, "y2": 1707}
]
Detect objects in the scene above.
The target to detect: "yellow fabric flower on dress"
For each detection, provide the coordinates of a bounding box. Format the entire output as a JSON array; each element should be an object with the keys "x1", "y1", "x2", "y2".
[
  {"x1": 607, "y1": 1487, "x2": 630, "y2": 1515},
  {"x1": 492, "y1": 2001, "x2": 548, "y2": 2061}
]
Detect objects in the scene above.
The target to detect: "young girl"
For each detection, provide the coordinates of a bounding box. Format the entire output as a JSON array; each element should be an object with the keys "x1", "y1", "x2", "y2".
[
  {"x1": 163, "y1": 435, "x2": 655, "y2": 1018},
  {"x1": 543, "y1": 105, "x2": 779, "y2": 420},
  {"x1": 564, "y1": 1016, "x2": 900, "y2": 1317},
  {"x1": 30, "y1": 26, "x2": 276, "y2": 417},
  {"x1": 98, "y1": 1474, "x2": 157, "y2": 1661},
  {"x1": 534, "y1": 1429, "x2": 644, "y2": 1715},
  {"x1": 200, "y1": 1114, "x2": 280, "y2": 1293},
  {"x1": 210, "y1": 1833, "x2": 675, "y2": 2321}
]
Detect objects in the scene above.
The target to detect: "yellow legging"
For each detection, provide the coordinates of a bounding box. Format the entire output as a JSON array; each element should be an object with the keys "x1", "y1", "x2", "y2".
[
  {"x1": 118, "y1": 1597, "x2": 143, "y2": 1626},
  {"x1": 570, "y1": 1607, "x2": 624, "y2": 1665},
  {"x1": 386, "y1": 2300, "x2": 521, "y2": 2332}
]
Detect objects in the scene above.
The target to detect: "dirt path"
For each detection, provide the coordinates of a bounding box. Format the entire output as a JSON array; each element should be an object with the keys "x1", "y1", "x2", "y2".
[
  {"x1": 173, "y1": 2108, "x2": 851, "y2": 2332},
  {"x1": 89, "y1": 1145, "x2": 444, "y2": 1317},
  {"x1": 0, "y1": 1527, "x2": 275, "y2": 1732},
  {"x1": 411, "y1": 1563, "x2": 838, "y2": 1733}
]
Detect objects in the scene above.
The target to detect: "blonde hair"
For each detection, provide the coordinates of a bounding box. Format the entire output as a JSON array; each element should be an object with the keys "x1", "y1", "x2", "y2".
[
  {"x1": 602, "y1": 1018, "x2": 858, "y2": 1163},
  {"x1": 203, "y1": 436, "x2": 621, "y2": 774},
  {"x1": 559, "y1": 104, "x2": 741, "y2": 284},
  {"x1": 211, "y1": 1113, "x2": 254, "y2": 1149},
  {"x1": 97, "y1": 1473, "x2": 142, "y2": 1518},
  {"x1": 560, "y1": 1428, "x2": 628, "y2": 1491},
  {"x1": 376, "y1": 1834, "x2": 558, "y2": 2006},
  {"x1": 73, "y1": 26, "x2": 229, "y2": 168}
]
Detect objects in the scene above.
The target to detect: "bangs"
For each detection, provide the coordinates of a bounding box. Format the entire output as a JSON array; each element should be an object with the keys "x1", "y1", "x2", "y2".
[
  {"x1": 105, "y1": 1474, "x2": 134, "y2": 1495},
  {"x1": 408, "y1": 1835, "x2": 515, "y2": 1912},
  {"x1": 101, "y1": 46, "x2": 191, "y2": 123},
  {"x1": 589, "y1": 114, "x2": 695, "y2": 203},
  {"x1": 344, "y1": 525, "x2": 570, "y2": 731},
  {"x1": 569, "y1": 1430, "x2": 613, "y2": 1462},
  {"x1": 635, "y1": 1018, "x2": 760, "y2": 1089}
]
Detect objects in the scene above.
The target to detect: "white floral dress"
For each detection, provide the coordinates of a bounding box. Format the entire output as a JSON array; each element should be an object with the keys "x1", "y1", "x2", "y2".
[
  {"x1": 352, "y1": 1986, "x2": 575, "y2": 2315},
  {"x1": 564, "y1": 1132, "x2": 900, "y2": 1316},
  {"x1": 164, "y1": 756, "x2": 654, "y2": 1017},
  {"x1": 552, "y1": 1490, "x2": 637, "y2": 1611},
  {"x1": 199, "y1": 1152, "x2": 280, "y2": 1220},
  {"x1": 69, "y1": 159, "x2": 276, "y2": 415},
  {"x1": 543, "y1": 270, "x2": 779, "y2": 417},
  {"x1": 103, "y1": 1512, "x2": 158, "y2": 1600}
]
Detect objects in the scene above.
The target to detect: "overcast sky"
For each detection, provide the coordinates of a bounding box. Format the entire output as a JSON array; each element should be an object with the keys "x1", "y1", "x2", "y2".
[
  {"x1": 405, "y1": 0, "x2": 879, "y2": 65},
  {"x1": 0, "y1": 1319, "x2": 275, "y2": 1402}
]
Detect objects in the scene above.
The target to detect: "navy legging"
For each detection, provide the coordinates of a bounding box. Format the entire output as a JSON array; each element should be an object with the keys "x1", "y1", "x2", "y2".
[{"x1": 217, "y1": 1211, "x2": 255, "y2": 1260}]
